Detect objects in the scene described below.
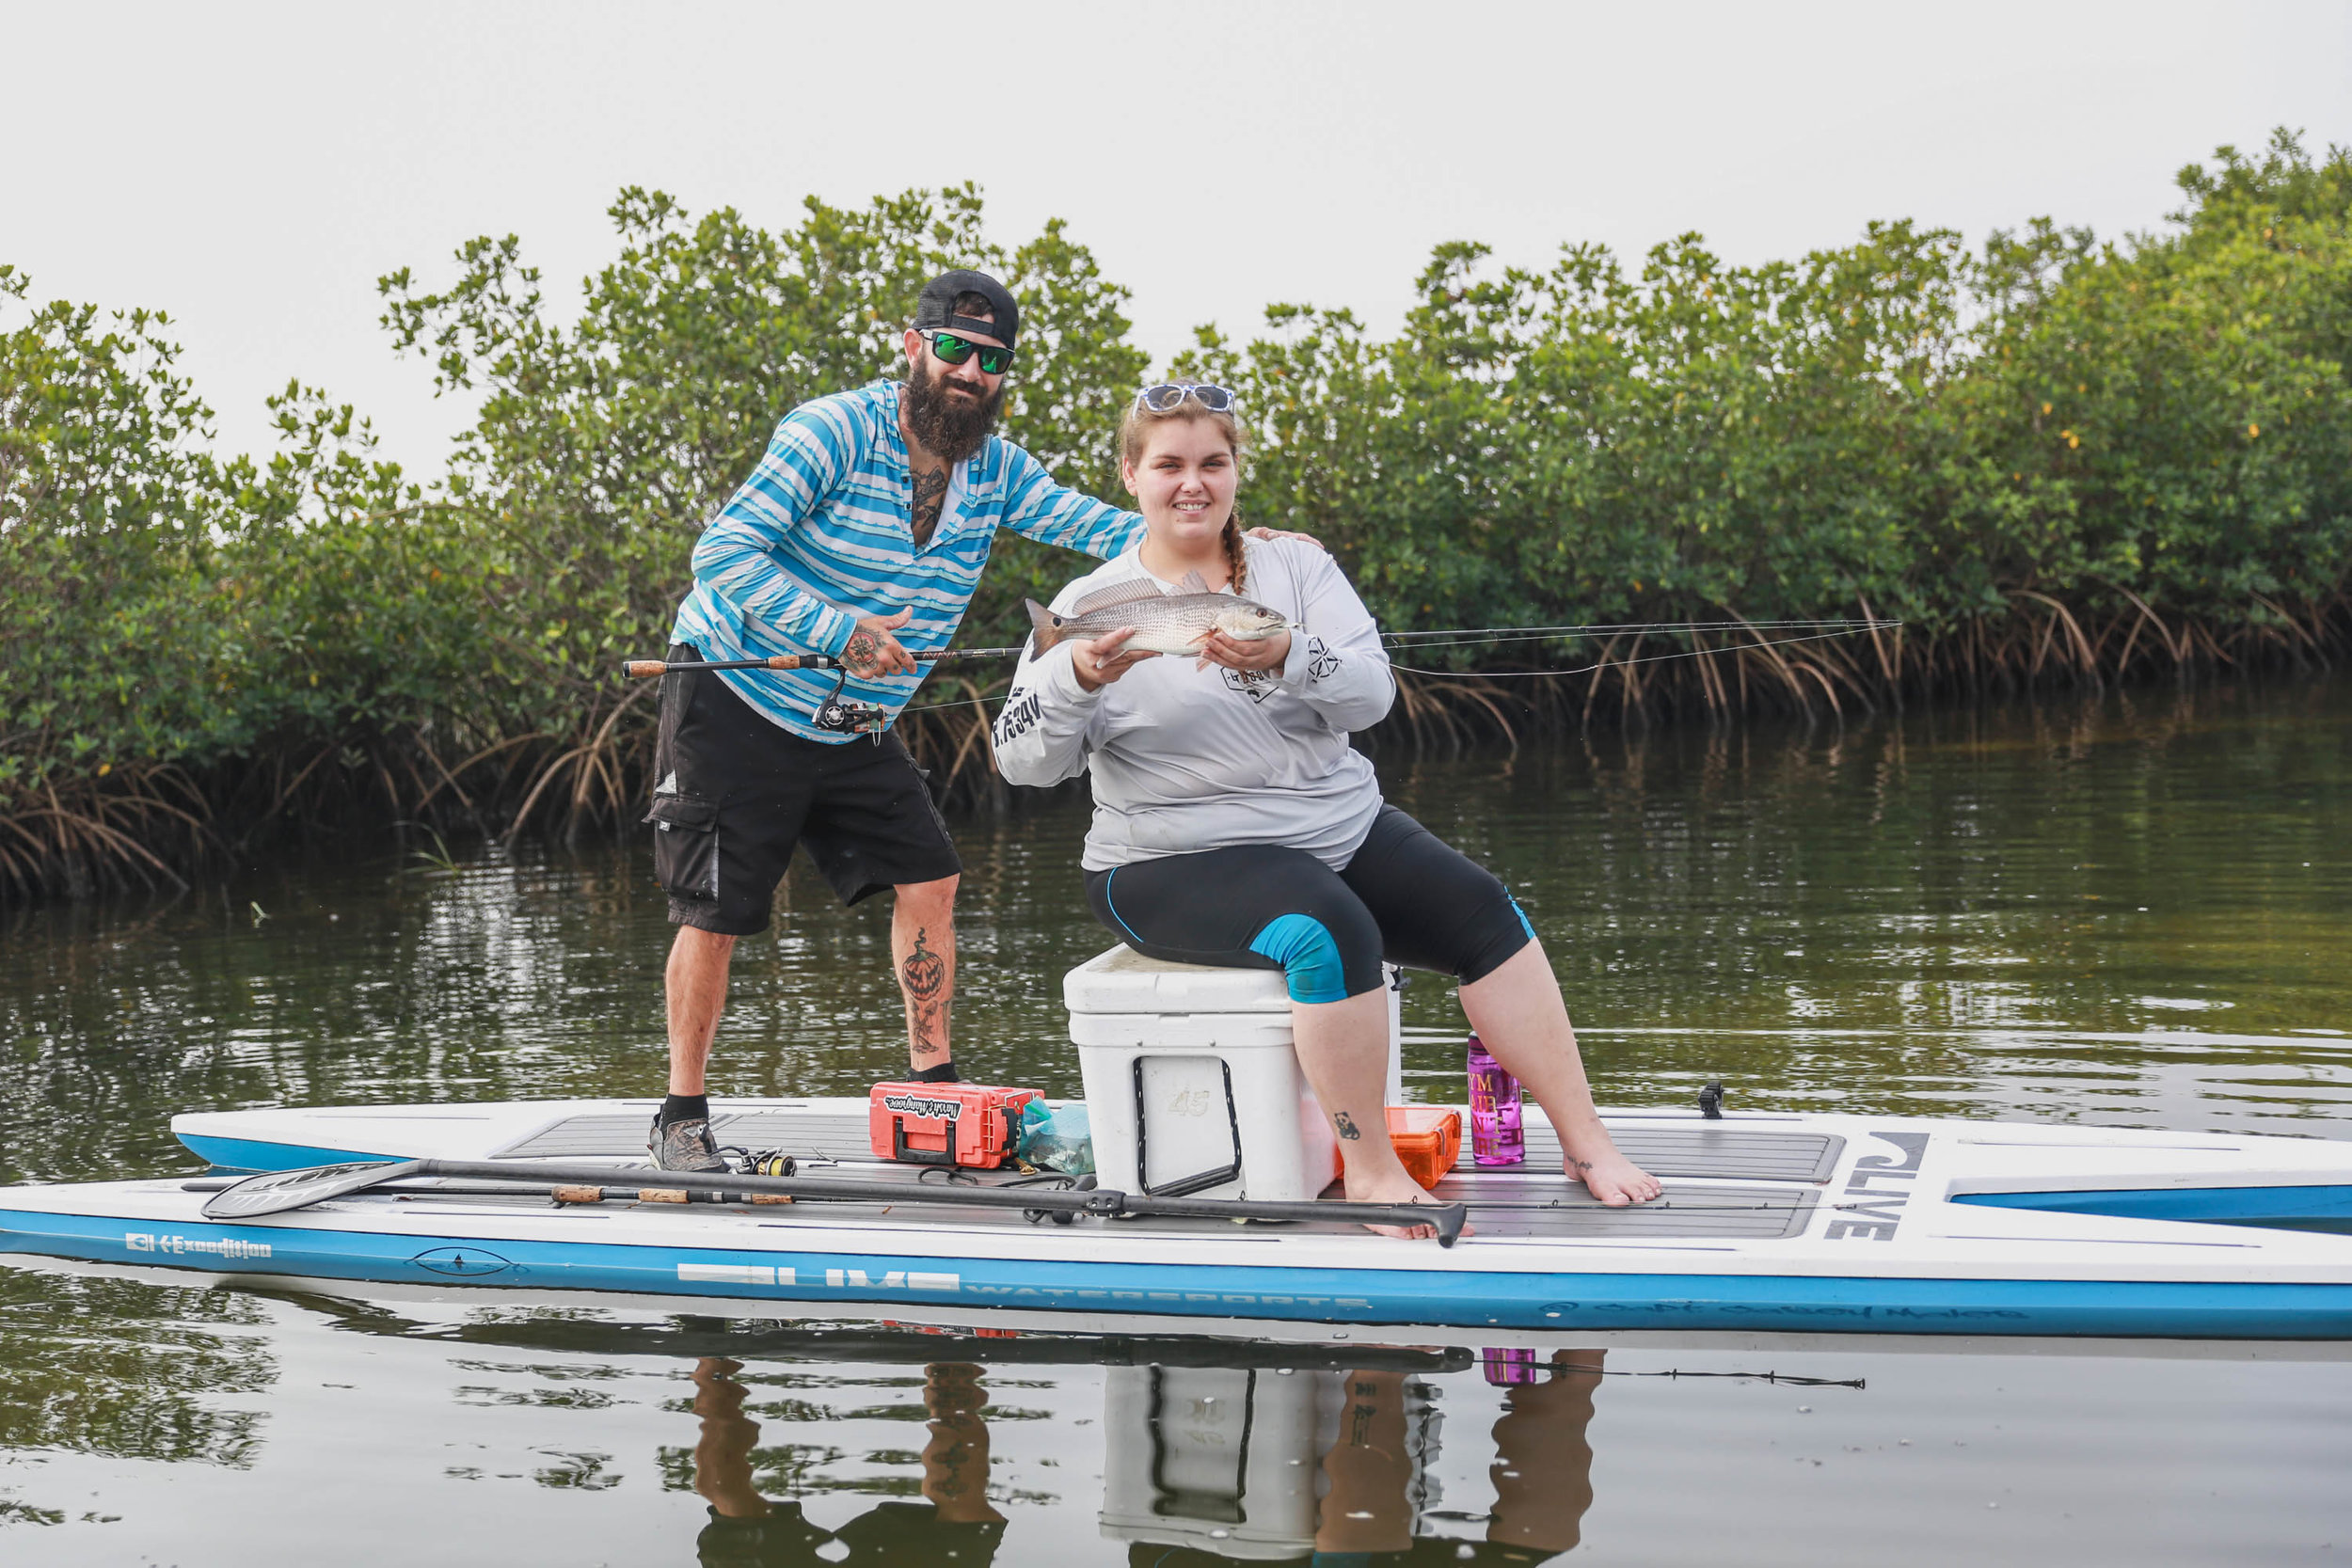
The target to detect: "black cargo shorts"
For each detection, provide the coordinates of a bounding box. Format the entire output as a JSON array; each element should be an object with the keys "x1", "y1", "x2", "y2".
[{"x1": 646, "y1": 645, "x2": 961, "y2": 935}]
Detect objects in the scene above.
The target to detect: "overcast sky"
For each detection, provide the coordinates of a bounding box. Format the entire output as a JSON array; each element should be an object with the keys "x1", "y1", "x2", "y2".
[{"x1": 5, "y1": 1, "x2": 2347, "y2": 477}]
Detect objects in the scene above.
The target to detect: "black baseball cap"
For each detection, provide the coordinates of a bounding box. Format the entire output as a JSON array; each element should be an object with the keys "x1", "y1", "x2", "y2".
[{"x1": 914, "y1": 269, "x2": 1019, "y2": 348}]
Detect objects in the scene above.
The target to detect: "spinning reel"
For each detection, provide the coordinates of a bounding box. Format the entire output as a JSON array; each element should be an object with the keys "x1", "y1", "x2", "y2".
[{"x1": 811, "y1": 668, "x2": 889, "y2": 738}]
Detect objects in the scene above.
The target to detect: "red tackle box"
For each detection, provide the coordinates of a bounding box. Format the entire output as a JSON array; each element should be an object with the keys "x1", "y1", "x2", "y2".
[{"x1": 868, "y1": 1082, "x2": 1041, "y2": 1170}]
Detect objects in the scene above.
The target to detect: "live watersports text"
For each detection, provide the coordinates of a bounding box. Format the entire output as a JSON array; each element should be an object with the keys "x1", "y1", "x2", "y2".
[{"x1": 125, "y1": 1231, "x2": 273, "y2": 1259}]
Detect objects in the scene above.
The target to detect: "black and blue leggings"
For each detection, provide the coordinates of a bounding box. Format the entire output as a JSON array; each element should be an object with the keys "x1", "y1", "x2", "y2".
[{"x1": 1084, "y1": 805, "x2": 1538, "y2": 1003}]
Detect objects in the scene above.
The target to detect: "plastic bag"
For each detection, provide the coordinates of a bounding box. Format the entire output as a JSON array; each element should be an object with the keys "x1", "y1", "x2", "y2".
[{"x1": 1015, "y1": 1101, "x2": 1094, "y2": 1176}]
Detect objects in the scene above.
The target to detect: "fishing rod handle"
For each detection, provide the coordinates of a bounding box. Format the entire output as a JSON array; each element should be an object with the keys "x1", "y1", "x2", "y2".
[
  {"x1": 622, "y1": 655, "x2": 845, "y2": 678},
  {"x1": 622, "y1": 647, "x2": 1019, "y2": 679}
]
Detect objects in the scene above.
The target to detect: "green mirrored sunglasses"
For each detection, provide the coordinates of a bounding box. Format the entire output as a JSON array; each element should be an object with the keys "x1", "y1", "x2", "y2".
[{"x1": 918, "y1": 329, "x2": 1015, "y2": 375}]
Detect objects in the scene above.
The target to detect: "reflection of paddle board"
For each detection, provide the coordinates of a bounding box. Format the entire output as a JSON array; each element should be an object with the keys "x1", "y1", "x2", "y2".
[{"x1": 1, "y1": 1099, "x2": 2349, "y2": 1338}]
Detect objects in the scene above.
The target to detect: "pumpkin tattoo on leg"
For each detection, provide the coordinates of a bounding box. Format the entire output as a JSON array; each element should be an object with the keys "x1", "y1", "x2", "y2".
[{"x1": 900, "y1": 926, "x2": 952, "y2": 1057}]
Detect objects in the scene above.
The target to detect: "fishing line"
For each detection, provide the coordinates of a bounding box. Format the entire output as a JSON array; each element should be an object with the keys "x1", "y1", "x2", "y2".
[
  {"x1": 1381, "y1": 617, "x2": 1895, "y2": 646},
  {"x1": 1389, "y1": 626, "x2": 1888, "y2": 678}
]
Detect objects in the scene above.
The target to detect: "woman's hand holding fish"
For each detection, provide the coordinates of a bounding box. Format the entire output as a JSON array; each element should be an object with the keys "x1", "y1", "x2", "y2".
[
  {"x1": 1195, "y1": 627, "x2": 1291, "y2": 674},
  {"x1": 1073, "y1": 627, "x2": 1159, "y2": 691}
]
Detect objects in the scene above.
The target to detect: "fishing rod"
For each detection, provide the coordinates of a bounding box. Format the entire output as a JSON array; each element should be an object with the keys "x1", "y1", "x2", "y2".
[
  {"x1": 621, "y1": 648, "x2": 1022, "y2": 678},
  {"x1": 624, "y1": 617, "x2": 1901, "y2": 733},
  {"x1": 622, "y1": 619, "x2": 1902, "y2": 678}
]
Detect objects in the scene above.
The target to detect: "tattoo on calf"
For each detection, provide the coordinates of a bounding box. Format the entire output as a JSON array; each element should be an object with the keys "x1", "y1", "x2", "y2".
[
  {"x1": 911, "y1": 468, "x2": 949, "y2": 547},
  {"x1": 1334, "y1": 1111, "x2": 1363, "y2": 1141},
  {"x1": 901, "y1": 927, "x2": 951, "y2": 1054}
]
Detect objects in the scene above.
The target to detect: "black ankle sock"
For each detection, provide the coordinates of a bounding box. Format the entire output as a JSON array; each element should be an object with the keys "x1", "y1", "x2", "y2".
[
  {"x1": 908, "y1": 1062, "x2": 961, "y2": 1084},
  {"x1": 660, "y1": 1092, "x2": 709, "y2": 1127}
]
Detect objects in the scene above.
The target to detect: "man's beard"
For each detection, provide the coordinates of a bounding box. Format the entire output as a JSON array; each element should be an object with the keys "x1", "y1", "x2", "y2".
[{"x1": 903, "y1": 354, "x2": 1007, "y2": 463}]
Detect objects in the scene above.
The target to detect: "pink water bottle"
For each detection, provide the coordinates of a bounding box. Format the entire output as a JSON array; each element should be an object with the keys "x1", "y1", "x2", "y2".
[{"x1": 1468, "y1": 1033, "x2": 1524, "y2": 1166}]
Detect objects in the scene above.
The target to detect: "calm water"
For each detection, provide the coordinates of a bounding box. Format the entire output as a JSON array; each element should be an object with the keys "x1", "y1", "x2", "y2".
[{"x1": 4, "y1": 676, "x2": 2351, "y2": 1561}]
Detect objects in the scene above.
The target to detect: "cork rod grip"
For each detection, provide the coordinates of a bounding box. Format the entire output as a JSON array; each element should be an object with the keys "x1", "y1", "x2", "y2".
[{"x1": 623, "y1": 655, "x2": 829, "y2": 678}]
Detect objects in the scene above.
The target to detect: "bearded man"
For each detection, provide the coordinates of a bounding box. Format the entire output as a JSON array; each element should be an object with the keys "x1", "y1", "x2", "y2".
[{"x1": 647, "y1": 270, "x2": 1281, "y2": 1171}]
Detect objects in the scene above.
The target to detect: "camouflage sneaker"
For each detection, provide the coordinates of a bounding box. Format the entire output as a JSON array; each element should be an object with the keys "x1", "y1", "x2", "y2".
[{"x1": 647, "y1": 1113, "x2": 728, "y2": 1174}]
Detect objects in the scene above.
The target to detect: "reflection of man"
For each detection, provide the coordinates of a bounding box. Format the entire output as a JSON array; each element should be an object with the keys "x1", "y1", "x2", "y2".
[
  {"x1": 689, "y1": 1357, "x2": 830, "y2": 1566},
  {"x1": 686, "y1": 1356, "x2": 1007, "y2": 1568}
]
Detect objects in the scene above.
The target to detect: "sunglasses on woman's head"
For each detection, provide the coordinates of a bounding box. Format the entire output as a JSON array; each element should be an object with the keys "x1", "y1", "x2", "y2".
[
  {"x1": 918, "y1": 329, "x2": 1015, "y2": 375},
  {"x1": 1135, "y1": 382, "x2": 1239, "y2": 414}
]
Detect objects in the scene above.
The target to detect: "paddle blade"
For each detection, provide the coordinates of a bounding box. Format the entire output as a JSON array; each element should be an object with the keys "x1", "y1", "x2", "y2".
[{"x1": 201, "y1": 1159, "x2": 423, "y2": 1219}]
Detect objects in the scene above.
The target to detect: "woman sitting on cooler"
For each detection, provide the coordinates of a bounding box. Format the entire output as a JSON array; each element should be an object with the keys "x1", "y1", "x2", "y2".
[{"x1": 992, "y1": 382, "x2": 1658, "y2": 1232}]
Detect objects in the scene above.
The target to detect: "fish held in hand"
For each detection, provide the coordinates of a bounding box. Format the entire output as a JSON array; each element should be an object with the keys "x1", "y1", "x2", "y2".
[{"x1": 1025, "y1": 571, "x2": 1290, "y2": 657}]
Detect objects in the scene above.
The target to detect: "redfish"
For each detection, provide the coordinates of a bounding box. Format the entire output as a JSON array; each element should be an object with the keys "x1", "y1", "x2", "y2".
[{"x1": 1024, "y1": 571, "x2": 1289, "y2": 657}]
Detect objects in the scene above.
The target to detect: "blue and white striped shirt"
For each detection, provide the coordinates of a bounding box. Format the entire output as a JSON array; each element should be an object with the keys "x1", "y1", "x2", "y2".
[{"x1": 670, "y1": 380, "x2": 1145, "y2": 742}]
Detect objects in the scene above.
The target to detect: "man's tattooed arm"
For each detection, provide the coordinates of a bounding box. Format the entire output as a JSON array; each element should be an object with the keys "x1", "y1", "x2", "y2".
[
  {"x1": 910, "y1": 467, "x2": 949, "y2": 548},
  {"x1": 843, "y1": 629, "x2": 883, "y2": 677}
]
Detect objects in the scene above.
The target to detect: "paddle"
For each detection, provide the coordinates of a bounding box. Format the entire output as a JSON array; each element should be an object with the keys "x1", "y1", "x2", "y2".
[{"x1": 199, "y1": 1157, "x2": 1470, "y2": 1246}]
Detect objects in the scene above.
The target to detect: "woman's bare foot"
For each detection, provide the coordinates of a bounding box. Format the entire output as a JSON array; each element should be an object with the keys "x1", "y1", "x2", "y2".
[
  {"x1": 1343, "y1": 1169, "x2": 1474, "y2": 1241},
  {"x1": 1566, "y1": 1148, "x2": 1661, "y2": 1207}
]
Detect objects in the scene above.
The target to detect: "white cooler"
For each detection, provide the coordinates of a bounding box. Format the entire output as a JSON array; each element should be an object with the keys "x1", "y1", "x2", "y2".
[{"x1": 1064, "y1": 945, "x2": 1403, "y2": 1203}]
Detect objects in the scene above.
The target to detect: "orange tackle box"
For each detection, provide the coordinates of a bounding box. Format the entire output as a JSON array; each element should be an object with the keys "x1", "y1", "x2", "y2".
[
  {"x1": 868, "y1": 1082, "x2": 1041, "y2": 1170},
  {"x1": 1338, "y1": 1106, "x2": 1464, "y2": 1192}
]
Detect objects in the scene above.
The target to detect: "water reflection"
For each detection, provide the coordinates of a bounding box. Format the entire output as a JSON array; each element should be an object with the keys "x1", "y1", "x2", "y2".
[
  {"x1": 1092, "y1": 1354, "x2": 1603, "y2": 1564},
  {"x1": 667, "y1": 1343, "x2": 1607, "y2": 1565},
  {"x1": 8, "y1": 1273, "x2": 2349, "y2": 1563},
  {"x1": 0, "y1": 1270, "x2": 271, "y2": 1465},
  {"x1": 688, "y1": 1357, "x2": 1006, "y2": 1565}
]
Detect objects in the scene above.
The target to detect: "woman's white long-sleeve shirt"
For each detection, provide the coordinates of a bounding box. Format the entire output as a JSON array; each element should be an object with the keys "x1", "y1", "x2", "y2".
[{"x1": 992, "y1": 536, "x2": 1395, "y2": 872}]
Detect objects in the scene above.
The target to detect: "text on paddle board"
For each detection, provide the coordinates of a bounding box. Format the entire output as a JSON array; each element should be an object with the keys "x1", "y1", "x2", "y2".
[
  {"x1": 1825, "y1": 1131, "x2": 1929, "y2": 1242},
  {"x1": 125, "y1": 1231, "x2": 274, "y2": 1259}
]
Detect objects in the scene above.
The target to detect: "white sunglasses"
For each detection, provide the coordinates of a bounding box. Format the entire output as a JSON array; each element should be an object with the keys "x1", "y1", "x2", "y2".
[{"x1": 1133, "y1": 382, "x2": 1240, "y2": 414}]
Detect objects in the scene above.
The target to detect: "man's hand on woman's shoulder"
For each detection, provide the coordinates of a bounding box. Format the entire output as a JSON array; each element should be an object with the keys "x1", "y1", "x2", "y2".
[{"x1": 1244, "y1": 526, "x2": 1324, "y2": 550}]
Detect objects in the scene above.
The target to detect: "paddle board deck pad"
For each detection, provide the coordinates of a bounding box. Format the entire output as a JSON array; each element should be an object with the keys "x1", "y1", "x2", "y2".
[{"x1": 1, "y1": 1101, "x2": 2348, "y2": 1338}]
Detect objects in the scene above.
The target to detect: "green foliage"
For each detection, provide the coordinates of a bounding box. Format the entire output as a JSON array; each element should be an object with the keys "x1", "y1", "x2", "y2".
[
  {"x1": 373, "y1": 183, "x2": 1146, "y2": 694},
  {"x1": 1181, "y1": 130, "x2": 2351, "y2": 652},
  {"x1": 4, "y1": 139, "x2": 2348, "y2": 900}
]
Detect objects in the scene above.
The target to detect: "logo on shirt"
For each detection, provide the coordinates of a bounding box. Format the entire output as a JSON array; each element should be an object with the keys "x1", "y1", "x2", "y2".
[
  {"x1": 994, "y1": 689, "x2": 1043, "y2": 745},
  {"x1": 1221, "y1": 668, "x2": 1277, "y2": 703},
  {"x1": 1305, "y1": 637, "x2": 1342, "y2": 680}
]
